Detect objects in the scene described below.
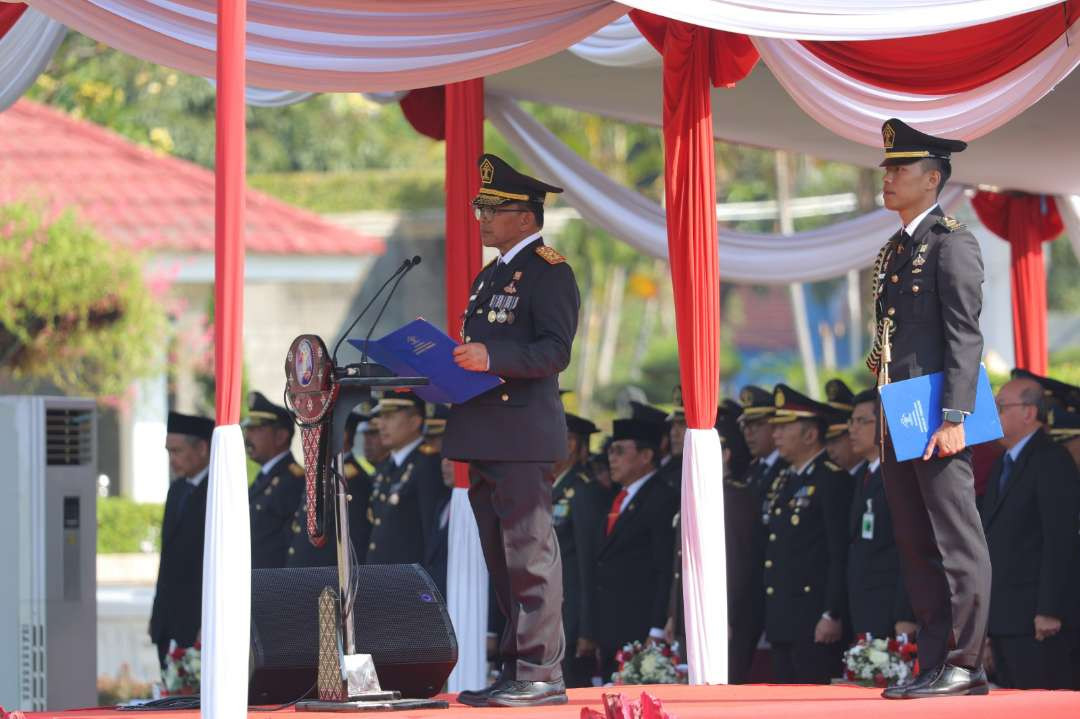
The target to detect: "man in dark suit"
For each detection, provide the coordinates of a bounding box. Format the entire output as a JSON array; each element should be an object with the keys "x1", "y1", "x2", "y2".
[
  {"x1": 444, "y1": 154, "x2": 580, "y2": 708},
  {"x1": 725, "y1": 385, "x2": 788, "y2": 683},
  {"x1": 245, "y1": 391, "x2": 305, "y2": 569},
  {"x1": 287, "y1": 408, "x2": 371, "y2": 568},
  {"x1": 551, "y1": 413, "x2": 604, "y2": 688},
  {"x1": 585, "y1": 419, "x2": 678, "y2": 680},
  {"x1": 868, "y1": 120, "x2": 992, "y2": 699},
  {"x1": 364, "y1": 390, "x2": 447, "y2": 566},
  {"x1": 421, "y1": 404, "x2": 453, "y2": 598},
  {"x1": 845, "y1": 390, "x2": 915, "y2": 640},
  {"x1": 150, "y1": 412, "x2": 214, "y2": 668},
  {"x1": 763, "y1": 385, "x2": 854, "y2": 684},
  {"x1": 631, "y1": 400, "x2": 680, "y2": 490},
  {"x1": 978, "y1": 376, "x2": 1080, "y2": 689}
]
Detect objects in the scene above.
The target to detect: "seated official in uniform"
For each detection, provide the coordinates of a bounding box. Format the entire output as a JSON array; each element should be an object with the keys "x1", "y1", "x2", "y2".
[
  {"x1": 364, "y1": 389, "x2": 448, "y2": 566},
  {"x1": 150, "y1": 412, "x2": 214, "y2": 668},
  {"x1": 823, "y1": 379, "x2": 861, "y2": 473},
  {"x1": 245, "y1": 391, "x2": 305, "y2": 569},
  {"x1": 585, "y1": 418, "x2": 679, "y2": 680},
  {"x1": 979, "y1": 375, "x2": 1080, "y2": 689},
  {"x1": 845, "y1": 390, "x2": 915, "y2": 640},
  {"x1": 552, "y1": 412, "x2": 605, "y2": 688},
  {"x1": 764, "y1": 385, "x2": 854, "y2": 684},
  {"x1": 287, "y1": 408, "x2": 372, "y2": 568}
]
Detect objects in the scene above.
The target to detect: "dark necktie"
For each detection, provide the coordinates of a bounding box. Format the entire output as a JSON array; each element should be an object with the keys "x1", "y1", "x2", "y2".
[{"x1": 997, "y1": 453, "x2": 1015, "y2": 496}]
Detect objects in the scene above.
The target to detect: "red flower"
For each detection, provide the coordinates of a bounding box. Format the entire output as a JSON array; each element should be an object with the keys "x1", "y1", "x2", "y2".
[
  {"x1": 873, "y1": 673, "x2": 887, "y2": 687},
  {"x1": 193, "y1": 641, "x2": 202, "y2": 650},
  {"x1": 887, "y1": 638, "x2": 899, "y2": 652},
  {"x1": 661, "y1": 646, "x2": 671, "y2": 657},
  {"x1": 845, "y1": 669, "x2": 855, "y2": 681},
  {"x1": 615, "y1": 651, "x2": 624, "y2": 663},
  {"x1": 913, "y1": 659, "x2": 920, "y2": 676},
  {"x1": 169, "y1": 647, "x2": 185, "y2": 660},
  {"x1": 177, "y1": 668, "x2": 187, "y2": 677}
]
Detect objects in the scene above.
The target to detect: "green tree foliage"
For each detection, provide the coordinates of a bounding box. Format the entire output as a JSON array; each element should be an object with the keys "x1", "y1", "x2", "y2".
[
  {"x1": 97, "y1": 495, "x2": 162, "y2": 553},
  {"x1": 29, "y1": 33, "x2": 442, "y2": 174},
  {"x1": 0, "y1": 203, "x2": 166, "y2": 397},
  {"x1": 1047, "y1": 236, "x2": 1080, "y2": 312}
]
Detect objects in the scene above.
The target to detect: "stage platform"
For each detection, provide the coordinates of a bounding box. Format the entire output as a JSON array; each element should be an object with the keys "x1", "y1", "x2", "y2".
[{"x1": 19, "y1": 684, "x2": 1080, "y2": 719}]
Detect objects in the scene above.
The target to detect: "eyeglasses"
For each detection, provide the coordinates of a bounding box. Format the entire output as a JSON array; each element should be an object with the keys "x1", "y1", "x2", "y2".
[{"x1": 473, "y1": 206, "x2": 528, "y2": 221}]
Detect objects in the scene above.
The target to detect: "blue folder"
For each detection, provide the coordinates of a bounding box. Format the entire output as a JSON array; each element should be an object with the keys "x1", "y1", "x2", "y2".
[
  {"x1": 879, "y1": 365, "x2": 1003, "y2": 462},
  {"x1": 347, "y1": 318, "x2": 502, "y2": 405}
]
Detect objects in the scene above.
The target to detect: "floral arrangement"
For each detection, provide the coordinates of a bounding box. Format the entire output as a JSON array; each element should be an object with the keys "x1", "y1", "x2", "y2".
[
  {"x1": 162, "y1": 642, "x2": 200, "y2": 695},
  {"x1": 612, "y1": 641, "x2": 688, "y2": 685},
  {"x1": 843, "y1": 635, "x2": 917, "y2": 688}
]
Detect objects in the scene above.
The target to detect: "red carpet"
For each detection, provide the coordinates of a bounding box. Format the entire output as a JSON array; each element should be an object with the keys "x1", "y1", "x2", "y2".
[{"x1": 20, "y1": 684, "x2": 1080, "y2": 719}]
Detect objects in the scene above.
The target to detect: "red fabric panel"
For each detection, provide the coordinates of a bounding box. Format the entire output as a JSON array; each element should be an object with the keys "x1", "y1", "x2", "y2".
[
  {"x1": 631, "y1": 10, "x2": 759, "y2": 88},
  {"x1": 401, "y1": 86, "x2": 447, "y2": 141},
  {"x1": 444, "y1": 79, "x2": 484, "y2": 488},
  {"x1": 0, "y1": 4, "x2": 27, "y2": 38},
  {"x1": 631, "y1": 13, "x2": 735, "y2": 430},
  {"x1": 802, "y1": 1, "x2": 1078, "y2": 95},
  {"x1": 213, "y1": 0, "x2": 247, "y2": 425},
  {"x1": 971, "y1": 191, "x2": 1063, "y2": 375}
]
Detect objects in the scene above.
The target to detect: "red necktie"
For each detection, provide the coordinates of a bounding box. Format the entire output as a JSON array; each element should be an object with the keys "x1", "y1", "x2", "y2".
[{"x1": 606, "y1": 489, "x2": 628, "y2": 536}]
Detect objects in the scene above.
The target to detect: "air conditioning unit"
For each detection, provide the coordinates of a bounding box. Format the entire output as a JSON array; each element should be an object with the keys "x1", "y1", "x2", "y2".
[{"x1": 0, "y1": 396, "x2": 97, "y2": 711}]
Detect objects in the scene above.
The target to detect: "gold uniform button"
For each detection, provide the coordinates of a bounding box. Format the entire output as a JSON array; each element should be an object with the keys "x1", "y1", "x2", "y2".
[
  {"x1": 887, "y1": 307, "x2": 896, "y2": 316},
  {"x1": 255, "y1": 503, "x2": 262, "y2": 511},
  {"x1": 465, "y1": 336, "x2": 471, "y2": 342},
  {"x1": 890, "y1": 274, "x2": 899, "y2": 284},
  {"x1": 804, "y1": 585, "x2": 811, "y2": 593},
  {"x1": 501, "y1": 393, "x2": 509, "y2": 402},
  {"x1": 912, "y1": 284, "x2": 921, "y2": 294},
  {"x1": 288, "y1": 547, "x2": 295, "y2": 555},
  {"x1": 774, "y1": 508, "x2": 781, "y2": 515},
  {"x1": 766, "y1": 587, "x2": 774, "y2": 596},
  {"x1": 769, "y1": 533, "x2": 776, "y2": 542},
  {"x1": 369, "y1": 542, "x2": 376, "y2": 551},
  {"x1": 476, "y1": 308, "x2": 483, "y2": 315},
  {"x1": 764, "y1": 559, "x2": 773, "y2": 568},
  {"x1": 375, "y1": 518, "x2": 382, "y2": 526}
]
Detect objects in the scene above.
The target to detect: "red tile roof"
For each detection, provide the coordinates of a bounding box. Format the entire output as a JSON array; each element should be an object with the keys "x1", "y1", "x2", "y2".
[{"x1": 0, "y1": 100, "x2": 384, "y2": 256}]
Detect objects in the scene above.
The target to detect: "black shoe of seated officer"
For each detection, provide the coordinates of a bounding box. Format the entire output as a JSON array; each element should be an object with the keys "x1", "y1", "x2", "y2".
[{"x1": 484, "y1": 678, "x2": 568, "y2": 707}]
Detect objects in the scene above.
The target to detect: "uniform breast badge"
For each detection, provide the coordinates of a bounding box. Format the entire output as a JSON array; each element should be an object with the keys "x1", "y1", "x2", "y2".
[{"x1": 504, "y1": 271, "x2": 522, "y2": 294}]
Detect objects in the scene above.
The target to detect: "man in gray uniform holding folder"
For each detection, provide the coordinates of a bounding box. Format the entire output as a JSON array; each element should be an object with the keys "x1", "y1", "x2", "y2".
[
  {"x1": 444, "y1": 154, "x2": 580, "y2": 708},
  {"x1": 868, "y1": 119, "x2": 991, "y2": 699}
]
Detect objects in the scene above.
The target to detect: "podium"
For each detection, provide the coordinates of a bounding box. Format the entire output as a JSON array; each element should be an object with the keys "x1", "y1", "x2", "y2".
[{"x1": 283, "y1": 334, "x2": 446, "y2": 711}]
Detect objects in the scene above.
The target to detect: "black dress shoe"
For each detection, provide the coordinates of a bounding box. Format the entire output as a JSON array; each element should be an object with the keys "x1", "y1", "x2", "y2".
[
  {"x1": 457, "y1": 679, "x2": 510, "y2": 707},
  {"x1": 882, "y1": 664, "x2": 943, "y2": 699},
  {"x1": 485, "y1": 679, "x2": 568, "y2": 707},
  {"x1": 883, "y1": 664, "x2": 988, "y2": 699}
]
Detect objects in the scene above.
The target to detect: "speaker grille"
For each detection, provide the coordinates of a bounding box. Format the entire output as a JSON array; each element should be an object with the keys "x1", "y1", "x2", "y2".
[{"x1": 250, "y1": 564, "x2": 457, "y2": 701}]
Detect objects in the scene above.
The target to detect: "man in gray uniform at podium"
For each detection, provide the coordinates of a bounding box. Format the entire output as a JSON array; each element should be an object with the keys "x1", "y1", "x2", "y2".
[{"x1": 444, "y1": 154, "x2": 580, "y2": 708}]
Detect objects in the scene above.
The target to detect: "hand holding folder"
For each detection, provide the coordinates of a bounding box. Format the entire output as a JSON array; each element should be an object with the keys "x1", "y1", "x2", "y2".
[
  {"x1": 348, "y1": 318, "x2": 502, "y2": 405},
  {"x1": 878, "y1": 365, "x2": 1003, "y2": 462}
]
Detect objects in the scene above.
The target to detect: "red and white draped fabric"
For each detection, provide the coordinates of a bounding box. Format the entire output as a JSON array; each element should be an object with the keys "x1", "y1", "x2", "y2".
[
  {"x1": 201, "y1": 3, "x2": 251, "y2": 719},
  {"x1": 0, "y1": 3, "x2": 65, "y2": 111},
  {"x1": 971, "y1": 191, "x2": 1063, "y2": 374},
  {"x1": 631, "y1": 9, "x2": 757, "y2": 684}
]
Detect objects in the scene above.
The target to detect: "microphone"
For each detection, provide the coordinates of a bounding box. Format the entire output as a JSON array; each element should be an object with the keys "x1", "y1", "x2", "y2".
[
  {"x1": 331, "y1": 256, "x2": 413, "y2": 367},
  {"x1": 360, "y1": 255, "x2": 421, "y2": 364}
]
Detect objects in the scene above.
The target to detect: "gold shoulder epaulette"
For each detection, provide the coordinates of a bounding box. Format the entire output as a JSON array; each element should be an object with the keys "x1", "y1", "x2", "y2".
[
  {"x1": 937, "y1": 216, "x2": 966, "y2": 232},
  {"x1": 419, "y1": 443, "x2": 438, "y2": 455},
  {"x1": 825, "y1": 460, "x2": 841, "y2": 472},
  {"x1": 289, "y1": 462, "x2": 305, "y2": 478},
  {"x1": 344, "y1": 462, "x2": 359, "y2": 479},
  {"x1": 535, "y1": 246, "x2": 566, "y2": 265}
]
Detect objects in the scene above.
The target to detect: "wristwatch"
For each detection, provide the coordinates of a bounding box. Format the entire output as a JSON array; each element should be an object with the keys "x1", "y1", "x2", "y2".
[{"x1": 942, "y1": 409, "x2": 966, "y2": 424}]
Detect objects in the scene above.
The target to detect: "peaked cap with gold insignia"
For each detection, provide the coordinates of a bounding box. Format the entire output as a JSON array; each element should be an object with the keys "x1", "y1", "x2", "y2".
[
  {"x1": 738, "y1": 385, "x2": 776, "y2": 421},
  {"x1": 880, "y1": 118, "x2": 967, "y2": 167},
  {"x1": 243, "y1": 391, "x2": 292, "y2": 428},
  {"x1": 473, "y1": 153, "x2": 563, "y2": 207},
  {"x1": 771, "y1": 384, "x2": 848, "y2": 429}
]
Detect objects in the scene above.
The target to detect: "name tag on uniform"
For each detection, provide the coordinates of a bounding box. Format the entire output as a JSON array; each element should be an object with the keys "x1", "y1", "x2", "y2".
[{"x1": 861, "y1": 499, "x2": 875, "y2": 540}]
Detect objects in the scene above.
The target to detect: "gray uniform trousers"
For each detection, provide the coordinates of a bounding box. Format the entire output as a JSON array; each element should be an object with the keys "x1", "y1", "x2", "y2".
[
  {"x1": 468, "y1": 460, "x2": 565, "y2": 682},
  {"x1": 882, "y1": 439, "x2": 991, "y2": 670}
]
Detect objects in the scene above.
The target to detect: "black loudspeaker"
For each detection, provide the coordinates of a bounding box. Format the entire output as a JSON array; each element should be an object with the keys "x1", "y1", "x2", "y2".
[{"x1": 249, "y1": 564, "x2": 458, "y2": 704}]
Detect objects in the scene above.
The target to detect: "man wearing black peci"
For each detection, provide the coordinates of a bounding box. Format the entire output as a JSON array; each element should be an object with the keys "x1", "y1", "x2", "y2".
[
  {"x1": 869, "y1": 119, "x2": 992, "y2": 699},
  {"x1": 444, "y1": 154, "x2": 580, "y2": 708}
]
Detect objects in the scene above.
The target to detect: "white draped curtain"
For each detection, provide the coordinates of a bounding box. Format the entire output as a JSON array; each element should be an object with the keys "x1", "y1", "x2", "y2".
[{"x1": 0, "y1": 5, "x2": 64, "y2": 112}]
